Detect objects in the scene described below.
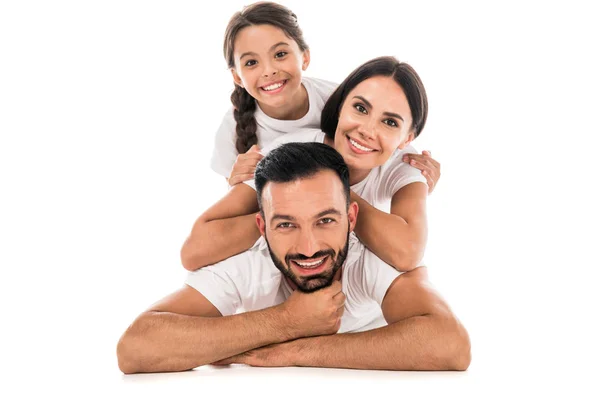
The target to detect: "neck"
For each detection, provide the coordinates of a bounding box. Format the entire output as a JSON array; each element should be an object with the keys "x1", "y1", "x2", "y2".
[{"x1": 258, "y1": 83, "x2": 309, "y2": 120}]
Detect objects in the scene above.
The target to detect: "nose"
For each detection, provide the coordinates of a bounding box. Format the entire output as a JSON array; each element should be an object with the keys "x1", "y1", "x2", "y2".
[
  {"x1": 357, "y1": 117, "x2": 377, "y2": 141},
  {"x1": 296, "y1": 229, "x2": 319, "y2": 258},
  {"x1": 262, "y1": 60, "x2": 279, "y2": 77}
]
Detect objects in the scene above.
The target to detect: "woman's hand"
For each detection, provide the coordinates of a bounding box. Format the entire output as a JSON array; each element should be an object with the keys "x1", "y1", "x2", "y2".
[
  {"x1": 402, "y1": 150, "x2": 441, "y2": 194},
  {"x1": 228, "y1": 144, "x2": 264, "y2": 186}
]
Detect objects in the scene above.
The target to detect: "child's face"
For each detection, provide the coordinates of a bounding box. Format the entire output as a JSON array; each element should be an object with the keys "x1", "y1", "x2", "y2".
[
  {"x1": 231, "y1": 24, "x2": 310, "y2": 116},
  {"x1": 333, "y1": 76, "x2": 415, "y2": 177}
]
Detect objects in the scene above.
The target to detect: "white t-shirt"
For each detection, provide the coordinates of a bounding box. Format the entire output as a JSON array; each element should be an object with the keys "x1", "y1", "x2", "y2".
[
  {"x1": 185, "y1": 233, "x2": 403, "y2": 333},
  {"x1": 210, "y1": 76, "x2": 338, "y2": 178},
  {"x1": 245, "y1": 130, "x2": 428, "y2": 212}
]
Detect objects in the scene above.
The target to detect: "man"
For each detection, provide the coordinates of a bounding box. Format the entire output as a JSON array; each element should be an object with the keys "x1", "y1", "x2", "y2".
[{"x1": 117, "y1": 143, "x2": 470, "y2": 373}]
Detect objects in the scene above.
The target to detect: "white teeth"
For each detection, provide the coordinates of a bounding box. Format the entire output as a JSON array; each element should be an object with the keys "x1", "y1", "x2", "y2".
[
  {"x1": 262, "y1": 82, "x2": 284, "y2": 91},
  {"x1": 295, "y1": 258, "x2": 325, "y2": 268},
  {"x1": 349, "y1": 138, "x2": 375, "y2": 152}
]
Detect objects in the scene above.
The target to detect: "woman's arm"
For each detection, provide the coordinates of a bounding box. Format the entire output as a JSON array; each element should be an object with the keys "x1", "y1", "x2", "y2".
[
  {"x1": 351, "y1": 182, "x2": 428, "y2": 272},
  {"x1": 181, "y1": 183, "x2": 260, "y2": 271}
]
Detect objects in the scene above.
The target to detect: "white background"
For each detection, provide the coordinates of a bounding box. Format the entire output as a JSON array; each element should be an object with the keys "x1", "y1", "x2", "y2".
[{"x1": 1, "y1": 0, "x2": 599, "y2": 398}]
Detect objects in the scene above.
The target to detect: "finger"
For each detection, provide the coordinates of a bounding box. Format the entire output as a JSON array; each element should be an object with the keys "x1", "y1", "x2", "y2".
[
  {"x1": 422, "y1": 150, "x2": 431, "y2": 157},
  {"x1": 408, "y1": 158, "x2": 433, "y2": 173},
  {"x1": 240, "y1": 152, "x2": 264, "y2": 162},
  {"x1": 229, "y1": 173, "x2": 255, "y2": 186},
  {"x1": 328, "y1": 280, "x2": 342, "y2": 294},
  {"x1": 232, "y1": 165, "x2": 257, "y2": 175},
  {"x1": 333, "y1": 291, "x2": 346, "y2": 308},
  {"x1": 248, "y1": 144, "x2": 261, "y2": 153}
]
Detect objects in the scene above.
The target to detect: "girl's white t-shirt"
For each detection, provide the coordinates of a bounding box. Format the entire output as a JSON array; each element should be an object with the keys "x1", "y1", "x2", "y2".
[{"x1": 210, "y1": 76, "x2": 338, "y2": 178}]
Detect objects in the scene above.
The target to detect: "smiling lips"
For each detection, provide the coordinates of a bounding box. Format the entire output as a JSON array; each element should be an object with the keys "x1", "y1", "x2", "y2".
[
  {"x1": 291, "y1": 255, "x2": 329, "y2": 275},
  {"x1": 347, "y1": 136, "x2": 377, "y2": 153},
  {"x1": 260, "y1": 80, "x2": 287, "y2": 92}
]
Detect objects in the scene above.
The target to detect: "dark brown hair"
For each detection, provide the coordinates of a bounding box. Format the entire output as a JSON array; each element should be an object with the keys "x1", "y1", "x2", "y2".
[{"x1": 223, "y1": 2, "x2": 309, "y2": 154}]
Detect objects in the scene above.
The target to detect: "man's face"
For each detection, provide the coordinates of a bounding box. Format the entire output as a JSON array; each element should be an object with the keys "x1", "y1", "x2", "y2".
[{"x1": 257, "y1": 170, "x2": 358, "y2": 292}]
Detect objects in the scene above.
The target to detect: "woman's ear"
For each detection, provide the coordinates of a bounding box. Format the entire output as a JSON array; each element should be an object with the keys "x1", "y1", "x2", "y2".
[{"x1": 397, "y1": 131, "x2": 415, "y2": 150}]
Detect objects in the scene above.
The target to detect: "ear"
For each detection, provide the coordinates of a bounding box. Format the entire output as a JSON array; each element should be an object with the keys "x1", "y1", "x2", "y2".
[
  {"x1": 301, "y1": 49, "x2": 311, "y2": 71},
  {"x1": 347, "y1": 201, "x2": 359, "y2": 233},
  {"x1": 256, "y1": 212, "x2": 266, "y2": 237},
  {"x1": 397, "y1": 131, "x2": 415, "y2": 150},
  {"x1": 230, "y1": 68, "x2": 244, "y2": 88}
]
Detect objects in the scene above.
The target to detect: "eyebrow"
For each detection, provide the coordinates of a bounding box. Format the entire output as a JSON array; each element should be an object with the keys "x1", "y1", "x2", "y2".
[
  {"x1": 352, "y1": 95, "x2": 404, "y2": 122},
  {"x1": 239, "y1": 42, "x2": 290, "y2": 60},
  {"x1": 271, "y1": 208, "x2": 343, "y2": 223}
]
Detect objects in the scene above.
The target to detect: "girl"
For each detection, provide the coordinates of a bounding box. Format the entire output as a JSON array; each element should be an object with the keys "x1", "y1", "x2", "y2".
[
  {"x1": 211, "y1": 2, "x2": 439, "y2": 189},
  {"x1": 184, "y1": 56, "x2": 432, "y2": 273}
]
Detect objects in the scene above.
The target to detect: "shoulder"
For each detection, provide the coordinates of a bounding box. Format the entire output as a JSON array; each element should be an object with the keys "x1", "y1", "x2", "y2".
[{"x1": 379, "y1": 145, "x2": 428, "y2": 194}]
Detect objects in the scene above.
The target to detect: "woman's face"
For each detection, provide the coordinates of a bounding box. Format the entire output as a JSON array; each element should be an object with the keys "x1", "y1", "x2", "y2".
[{"x1": 333, "y1": 76, "x2": 415, "y2": 177}]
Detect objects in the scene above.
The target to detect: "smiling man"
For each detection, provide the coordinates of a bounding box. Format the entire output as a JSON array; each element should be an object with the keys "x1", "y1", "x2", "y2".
[{"x1": 117, "y1": 142, "x2": 470, "y2": 373}]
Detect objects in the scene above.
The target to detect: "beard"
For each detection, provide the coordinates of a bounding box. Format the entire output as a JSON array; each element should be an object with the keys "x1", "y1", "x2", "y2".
[{"x1": 265, "y1": 225, "x2": 350, "y2": 293}]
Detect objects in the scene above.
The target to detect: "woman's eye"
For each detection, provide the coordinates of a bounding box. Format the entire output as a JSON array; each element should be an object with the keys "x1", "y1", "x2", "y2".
[
  {"x1": 244, "y1": 60, "x2": 257, "y2": 67},
  {"x1": 275, "y1": 51, "x2": 287, "y2": 58},
  {"x1": 354, "y1": 104, "x2": 367, "y2": 114},
  {"x1": 384, "y1": 119, "x2": 398, "y2": 127}
]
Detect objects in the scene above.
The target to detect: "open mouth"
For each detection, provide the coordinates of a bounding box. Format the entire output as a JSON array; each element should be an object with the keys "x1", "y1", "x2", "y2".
[
  {"x1": 290, "y1": 255, "x2": 329, "y2": 275},
  {"x1": 347, "y1": 135, "x2": 377, "y2": 154},
  {"x1": 260, "y1": 80, "x2": 287, "y2": 94}
]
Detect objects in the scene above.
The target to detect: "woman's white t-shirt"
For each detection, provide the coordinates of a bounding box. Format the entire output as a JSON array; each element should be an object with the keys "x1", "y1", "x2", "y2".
[{"x1": 210, "y1": 76, "x2": 338, "y2": 178}]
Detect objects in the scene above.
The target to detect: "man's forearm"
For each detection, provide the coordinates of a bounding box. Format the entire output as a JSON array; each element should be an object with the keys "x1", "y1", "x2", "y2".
[
  {"x1": 290, "y1": 315, "x2": 470, "y2": 371},
  {"x1": 181, "y1": 213, "x2": 260, "y2": 270},
  {"x1": 117, "y1": 305, "x2": 293, "y2": 373}
]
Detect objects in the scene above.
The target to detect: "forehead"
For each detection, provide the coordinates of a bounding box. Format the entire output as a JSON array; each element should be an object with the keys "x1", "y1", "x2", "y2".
[
  {"x1": 346, "y1": 76, "x2": 412, "y2": 121},
  {"x1": 262, "y1": 170, "x2": 346, "y2": 219},
  {"x1": 234, "y1": 24, "x2": 294, "y2": 55}
]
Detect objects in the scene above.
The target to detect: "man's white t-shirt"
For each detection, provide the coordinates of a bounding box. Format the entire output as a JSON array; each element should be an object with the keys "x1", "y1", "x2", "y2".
[
  {"x1": 210, "y1": 76, "x2": 338, "y2": 178},
  {"x1": 244, "y1": 130, "x2": 428, "y2": 213},
  {"x1": 185, "y1": 233, "x2": 403, "y2": 333}
]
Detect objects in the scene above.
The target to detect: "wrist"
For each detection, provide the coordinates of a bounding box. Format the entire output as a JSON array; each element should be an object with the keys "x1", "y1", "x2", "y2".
[{"x1": 274, "y1": 303, "x2": 300, "y2": 342}]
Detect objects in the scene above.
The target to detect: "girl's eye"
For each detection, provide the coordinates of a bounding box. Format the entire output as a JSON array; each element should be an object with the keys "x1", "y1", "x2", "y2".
[
  {"x1": 354, "y1": 104, "x2": 367, "y2": 114},
  {"x1": 384, "y1": 119, "x2": 398, "y2": 127},
  {"x1": 275, "y1": 51, "x2": 287, "y2": 58},
  {"x1": 244, "y1": 60, "x2": 257, "y2": 67}
]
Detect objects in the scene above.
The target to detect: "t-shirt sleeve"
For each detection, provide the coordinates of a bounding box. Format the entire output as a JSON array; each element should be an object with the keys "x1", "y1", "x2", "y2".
[
  {"x1": 185, "y1": 265, "x2": 242, "y2": 316},
  {"x1": 210, "y1": 108, "x2": 238, "y2": 178},
  {"x1": 360, "y1": 250, "x2": 403, "y2": 305},
  {"x1": 382, "y1": 147, "x2": 428, "y2": 198}
]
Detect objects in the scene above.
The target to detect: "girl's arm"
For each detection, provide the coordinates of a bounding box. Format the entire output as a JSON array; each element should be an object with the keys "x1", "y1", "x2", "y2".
[
  {"x1": 351, "y1": 182, "x2": 428, "y2": 272},
  {"x1": 181, "y1": 183, "x2": 260, "y2": 271}
]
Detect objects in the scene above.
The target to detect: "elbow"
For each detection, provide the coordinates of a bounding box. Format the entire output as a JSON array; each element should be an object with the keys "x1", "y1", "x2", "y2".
[
  {"x1": 444, "y1": 319, "x2": 471, "y2": 371},
  {"x1": 180, "y1": 239, "x2": 206, "y2": 272},
  {"x1": 391, "y1": 245, "x2": 423, "y2": 272},
  {"x1": 116, "y1": 314, "x2": 152, "y2": 374}
]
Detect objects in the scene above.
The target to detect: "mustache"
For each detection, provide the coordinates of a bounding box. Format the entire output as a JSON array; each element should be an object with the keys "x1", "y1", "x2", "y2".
[{"x1": 286, "y1": 249, "x2": 335, "y2": 264}]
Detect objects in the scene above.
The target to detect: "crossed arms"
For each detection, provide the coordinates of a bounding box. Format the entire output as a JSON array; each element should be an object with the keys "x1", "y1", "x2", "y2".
[{"x1": 116, "y1": 267, "x2": 470, "y2": 373}]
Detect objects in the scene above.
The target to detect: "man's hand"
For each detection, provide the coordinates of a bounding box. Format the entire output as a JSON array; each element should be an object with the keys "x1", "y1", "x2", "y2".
[
  {"x1": 211, "y1": 340, "x2": 302, "y2": 367},
  {"x1": 228, "y1": 144, "x2": 264, "y2": 186},
  {"x1": 402, "y1": 150, "x2": 441, "y2": 194},
  {"x1": 281, "y1": 280, "x2": 345, "y2": 338}
]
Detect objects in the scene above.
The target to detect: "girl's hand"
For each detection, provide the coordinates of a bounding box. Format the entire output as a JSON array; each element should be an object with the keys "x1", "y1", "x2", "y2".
[
  {"x1": 228, "y1": 144, "x2": 264, "y2": 186},
  {"x1": 402, "y1": 150, "x2": 441, "y2": 194}
]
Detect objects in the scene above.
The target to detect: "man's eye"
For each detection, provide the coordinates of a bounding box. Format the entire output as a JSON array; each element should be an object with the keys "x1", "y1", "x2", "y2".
[
  {"x1": 319, "y1": 218, "x2": 334, "y2": 224},
  {"x1": 354, "y1": 104, "x2": 367, "y2": 114},
  {"x1": 244, "y1": 60, "x2": 257, "y2": 67},
  {"x1": 277, "y1": 222, "x2": 294, "y2": 229}
]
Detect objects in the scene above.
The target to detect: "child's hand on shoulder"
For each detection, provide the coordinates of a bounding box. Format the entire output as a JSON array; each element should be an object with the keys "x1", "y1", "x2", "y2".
[{"x1": 228, "y1": 144, "x2": 264, "y2": 186}]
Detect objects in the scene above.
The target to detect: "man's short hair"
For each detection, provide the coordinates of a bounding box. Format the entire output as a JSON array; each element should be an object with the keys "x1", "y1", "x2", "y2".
[{"x1": 254, "y1": 142, "x2": 351, "y2": 213}]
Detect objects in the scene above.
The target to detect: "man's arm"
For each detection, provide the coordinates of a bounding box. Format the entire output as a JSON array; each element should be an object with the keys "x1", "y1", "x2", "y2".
[
  {"x1": 116, "y1": 285, "x2": 293, "y2": 374},
  {"x1": 218, "y1": 267, "x2": 470, "y2": 371}
]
